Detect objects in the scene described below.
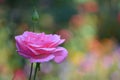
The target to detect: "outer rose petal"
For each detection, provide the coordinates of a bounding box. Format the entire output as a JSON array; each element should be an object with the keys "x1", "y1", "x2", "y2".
[
  {"x1": 17, "y1": 50, "x2": 30, "y2": 58},
  {"x1": 30, "y1": 54, "x2": 55, "y2": 63},
  {"x1": 15, "y1": 36, "x2": 31, "y2": 58},
  {"x1": 49, "y1": 39, "x2": 65, "y2": 47},
  {"x1": 58, "y1": 39, "x2": 65, "y2": 45},
  {"x1": 53, "y1": 47, "x2": 68, "y2": 63},
  {"x1": 15, "y1": 36, "x2": 36, "y2": 58}
]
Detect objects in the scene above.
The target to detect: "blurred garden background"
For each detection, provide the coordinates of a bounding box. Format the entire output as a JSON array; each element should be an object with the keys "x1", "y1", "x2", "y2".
[{"x1": 0, "y1": 0, "x2": 120, "y2": 80}]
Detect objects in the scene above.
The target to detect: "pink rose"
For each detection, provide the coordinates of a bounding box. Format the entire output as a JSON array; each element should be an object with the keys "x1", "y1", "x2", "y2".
[{"x1": 15, "y1": 31, "x2": 68, "y2": 63}]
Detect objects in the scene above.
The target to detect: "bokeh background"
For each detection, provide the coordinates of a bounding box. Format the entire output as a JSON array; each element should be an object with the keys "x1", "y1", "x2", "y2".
[{"x1": 0, "y1": 0, "x2": 120, "y2": 80}]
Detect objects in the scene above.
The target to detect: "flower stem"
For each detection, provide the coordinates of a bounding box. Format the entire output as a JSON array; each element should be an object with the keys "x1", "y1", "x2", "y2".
[
  {"x1": 29, "y1": 63, "x2": 33, "y2": 80},
  {"x1": 33, "y1": 63, "x2": 40, "y2": 80}
]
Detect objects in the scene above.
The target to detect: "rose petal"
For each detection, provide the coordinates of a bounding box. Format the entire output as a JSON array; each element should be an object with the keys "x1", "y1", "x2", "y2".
[
  {"x1": 30, "y1": 54, "x2": 55, "y2": 63},
  {"x1": 15, "y1": 36, "x2": 36, "y2": 57},
  {"x1": 57, "y1": 39, "x2": 65, "y2": 45},
  {"x1": 53, "y1": 47, "x2": 68, "y2": 63},
  {"x1": 17, "y1": 50, "x2": 30, "y2": 58},
  {"x1": 27, "y1": 45, "x2": 56, "y2": 54},
  {"x1": 48, "y1": 39, "x2": 65, "y2": 47}
]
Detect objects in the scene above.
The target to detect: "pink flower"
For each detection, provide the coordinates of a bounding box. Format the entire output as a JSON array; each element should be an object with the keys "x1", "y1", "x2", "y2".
[{"x1": 15, "y1": 31, "x2": 68, "y2": 63}]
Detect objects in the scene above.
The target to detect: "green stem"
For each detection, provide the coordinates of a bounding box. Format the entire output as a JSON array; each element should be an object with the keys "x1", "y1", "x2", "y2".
[
  {"x1": 29, "y1": 63, "x2": 33, "y2": 80},
  {"x1": 37, "y1": 63, "x2": 40, "y2": 71},
  {"x1": 33, "y1": 63, "x2": 40, "y2": 80}
]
